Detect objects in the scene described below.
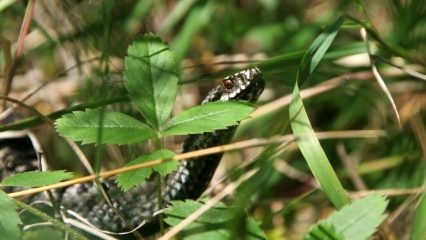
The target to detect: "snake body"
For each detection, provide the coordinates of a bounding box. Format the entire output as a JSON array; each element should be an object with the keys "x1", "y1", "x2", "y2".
[{"x1": 1, "y1": 67, "x2": 265, "y2": 237}]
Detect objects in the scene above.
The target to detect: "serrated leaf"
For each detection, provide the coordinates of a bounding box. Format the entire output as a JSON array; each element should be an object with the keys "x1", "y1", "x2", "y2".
[
  {"x1": 326, "y1": 194, "x2": 388, "y2": 240},
  {"x1": 1, "y1": 171, "x2": 72, "y2": 187},
  {"x1": 289, "y1": 17, "x2": 350, "y2": 209},
  {"x1": 165, "y1": 200, "x2": 233, "y2": 226},
  {"x1": 304, "y1": 223, "x2": 344, "y2": 240},
  {"x1": 116, "y1": 149, "x2": 177, "y2": 191},
  {"x1": 162, "y1": 101, "x2": 255, "y2": 136},
  {"x1": 55, "y1": 109, "x2": 156, "y2": 145},
  {"x1": 305, "y1": 194, "x2": 388, "y2": 240},
  {"x1": 164, "y1": 200, "x2": 266, "y2": 240},
  {"x1": 0, "y1": 190, "x2": 22, "y2": 240},
  {"x1": 124, "y1": 34, "x2": 179, "y2": 129}
]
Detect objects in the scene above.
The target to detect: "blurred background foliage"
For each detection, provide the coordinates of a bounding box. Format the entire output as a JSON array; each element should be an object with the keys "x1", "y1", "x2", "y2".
[{"x1": 1, "y1": 0, "x2": 425, "y2": 239}]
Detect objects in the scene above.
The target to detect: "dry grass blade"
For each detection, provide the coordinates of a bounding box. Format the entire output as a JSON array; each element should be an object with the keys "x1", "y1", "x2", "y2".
[
  {"x1": 348, "y1": 187, "x2": 425, "y2": 198},
  {"x1": 360, "y1": 27, "x2": 401, "y2": 127}
]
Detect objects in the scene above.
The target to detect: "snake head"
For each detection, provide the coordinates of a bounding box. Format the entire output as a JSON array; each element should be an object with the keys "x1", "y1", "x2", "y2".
[{"x1": 202, "y1": 67, "x2": 265, "y2": 104}]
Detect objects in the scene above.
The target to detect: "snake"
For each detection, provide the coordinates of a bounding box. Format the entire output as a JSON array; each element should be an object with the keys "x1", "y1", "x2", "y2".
[{"x1": 0, "y1": 67, "x2": 265, "y2": 238}]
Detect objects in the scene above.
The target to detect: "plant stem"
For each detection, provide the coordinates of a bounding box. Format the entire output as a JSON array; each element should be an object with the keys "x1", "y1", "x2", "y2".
[
  {"x1": 154, "y1": 136, "x2": 165, "y2": 234},
  {"x1": 13, "y1": 199, "x2": 88, "y2": 240}
]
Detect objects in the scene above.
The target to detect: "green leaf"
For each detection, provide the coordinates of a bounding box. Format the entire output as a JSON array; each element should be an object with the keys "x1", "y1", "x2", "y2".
[
  {"x1": 0, "y1": 190, "x2": 22, "y2": 240},
  {"x1": 124, "y1": 34, "x2": 179, "y2": 129},
  {"x1": 1, "y1": 171, "x2": 72, "y2": 187},
  {"x1": 289, "y1": 17, "x2": 350, "y2": 209},
  {"x1": 163, "y1": 101, "x2": 255, "y2": 136},
  {"x1": 305, "y1": 223, "x2": 344, "y2": 240},
  {"x1": 298, "y1": 18, "x2": 344, "y2": 86},
  {"x1": 55, "y1": 109, "x2": 156, "y2": 145},
  {"x1": 164, "y1": 200, "x2": 266, "y2": 240},
  {"x1": 305, "y1": 194, "x2": 388, "y2": 240},
  {"x1": 327, "y1": 194, "x2": 388, "y2": 240},
  {"x1": 411, "y1": 193, "x2": 426, "y2": 240},
  {"x1": 116, "y1": 149, "x2": 177, "y2": 191}
]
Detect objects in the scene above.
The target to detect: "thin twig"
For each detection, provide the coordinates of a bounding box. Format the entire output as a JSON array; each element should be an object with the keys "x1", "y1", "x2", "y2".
[
  {"x1": 8, "y1": 130, "x2": 385, "y2": 198},
  {"x1": 250, "y1": 70, "x2": 402, "y2": 119},
  {"x1": 3, "y1": 0, "x2": 36, "y2": 100},
  {"x1": 336, "y1": 143, "x2": 368, "y2": 191},
  {"x1": 375, "y1": 55, "x2": 426, "y2": 81},
  {"x1": 348, "y1": 187, "x2": 425, "y2": 198}
]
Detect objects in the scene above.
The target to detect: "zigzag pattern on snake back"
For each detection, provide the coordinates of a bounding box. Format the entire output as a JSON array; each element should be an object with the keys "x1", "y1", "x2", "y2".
[{"x1": 1, "y1": 67, "x2": 265, "y2": 237}]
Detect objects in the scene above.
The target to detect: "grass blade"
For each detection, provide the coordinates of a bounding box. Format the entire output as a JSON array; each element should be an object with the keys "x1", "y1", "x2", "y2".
[{"x1": 289, "y1": 17, "x2": 350, "y2": 209}]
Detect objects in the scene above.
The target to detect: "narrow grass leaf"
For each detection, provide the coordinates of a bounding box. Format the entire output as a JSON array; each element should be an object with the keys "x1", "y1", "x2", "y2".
[
  {"x1": 298, "y1": 17, "x2": 344, "y2": 85},
  {"x1": 163, "y1": 101, "x2": 255, "y2": 136},
  {"x1": 116, "y1": 149, "x2": 177, "y2": 192},
  {"x1": 124, "y1": 34, "x2": 179, "y2": 130},
  {"x1": 171, "y1": 1, "x2": 216, "y2": 61},
  {"x1": 124, "y1": 0, "x2": 154, "y2": 33},
  {"x1": 55, "y1": 109, "x2": 156, "y2": 145},
  {"x1": 1, "y1": 171, "x2": 72, "y2": 187},
  {"x1": 0, "y1": 190, "x2": 21, "y2": 240},
  {"x1": 411, "y1": 193, "x2": 426, "y2": 240},
  {"x1": 159, "y1": 0, "x2": 197, "y2": 35},
  {"x1": 289, "y1": 17, "x2": 350, "y2": 209}
]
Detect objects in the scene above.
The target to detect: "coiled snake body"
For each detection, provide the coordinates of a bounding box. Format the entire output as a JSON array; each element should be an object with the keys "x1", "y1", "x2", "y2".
[{"x1": 1, "y1": 67, "x2": 265, "y2": 237}]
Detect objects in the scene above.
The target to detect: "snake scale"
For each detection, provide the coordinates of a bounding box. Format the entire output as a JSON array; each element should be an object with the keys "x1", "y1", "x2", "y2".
[{"x1": 0, "y1": 67, "x2": 265, "y2": 237}]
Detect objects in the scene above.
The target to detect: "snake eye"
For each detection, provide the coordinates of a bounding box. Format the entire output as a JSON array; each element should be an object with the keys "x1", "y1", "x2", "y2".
[{"x1": 223, "y1": 79, "x2": 233, "y2": 89}]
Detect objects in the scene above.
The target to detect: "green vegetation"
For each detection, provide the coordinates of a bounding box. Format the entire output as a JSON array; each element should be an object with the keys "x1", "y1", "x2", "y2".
[{"x1": 0, "y1": 1, "x2": 425, "y2": 239}]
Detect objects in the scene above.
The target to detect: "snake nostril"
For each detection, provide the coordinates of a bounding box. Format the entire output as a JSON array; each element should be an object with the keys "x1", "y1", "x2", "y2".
[{"x1": 223, "y1": 79, "x2": 233, "y2": 89}]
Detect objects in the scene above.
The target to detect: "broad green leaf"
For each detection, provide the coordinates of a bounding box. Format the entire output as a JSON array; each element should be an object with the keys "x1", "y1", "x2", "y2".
[
  {"x1": 289, "y1": 17, "x2": 350, "y2": 209},
  {"x1": 305, "y1": 194, "x2": 388, "y2": 240},
  {"x1": 304, "y1": 223, "x2": 344, "y2": 240},
  {"x1": 164, "y1": 200, "x2": 266, "y2": 240},
  {"x1": 151, "y1": 150, "x2": 178, "y2": 175},
  {"x1": 0, "y1": 190, "x2": 21, "y2": 240},
  {"x1": 124, "y1": 34, "x2": 179, "y2": 129},
  {"x1": 116, "y1": 149, "x2": 177, "y2": 191},
  {"x1": 326, "y1": 194, "x2": 388, "y2": 240},
  {"x1": 165, "y1": 200, "x2": 234, "y2": 226},
  {"x1": 162, "y1": 101, "x2": 255, "y2": 136},
  {"x1": 1, "y1": 171, "x2": 72, "y2": 187},
  {"x1": 411, "y1": 193, "x2": 426, "y2": 240},
  {"x1": 55, "y1": 109, "x2": 156, "y2": 145}
]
